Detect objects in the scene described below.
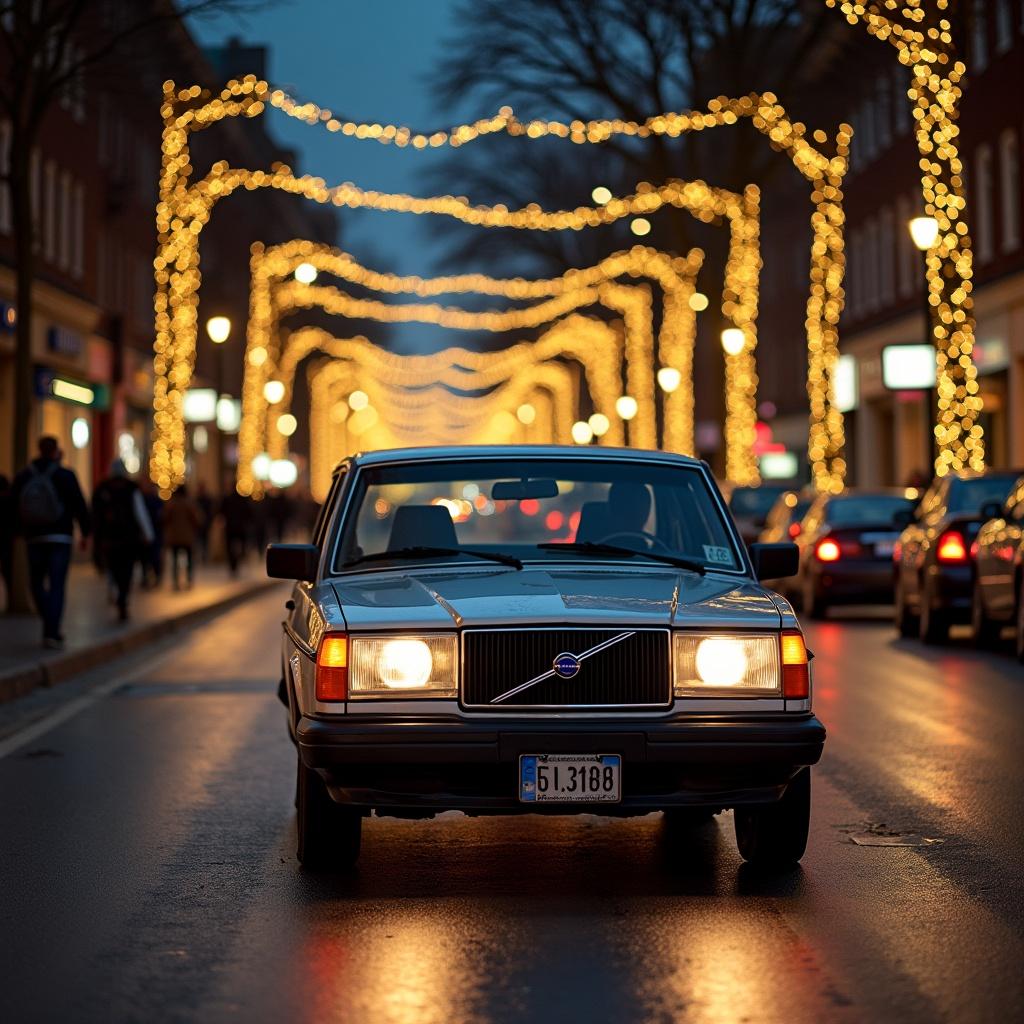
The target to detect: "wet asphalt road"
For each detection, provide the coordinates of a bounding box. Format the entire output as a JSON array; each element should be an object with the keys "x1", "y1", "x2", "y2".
[{"x1": 1, "y1": 589, "x2": 1022, "y2": 1024}]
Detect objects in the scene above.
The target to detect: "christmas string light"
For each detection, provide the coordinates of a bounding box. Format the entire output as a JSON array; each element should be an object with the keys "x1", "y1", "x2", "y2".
[
  {"x1": 825, "y1": 0, "x2": 983, "y2": 476},
  {"x1": 154, "y1": 77, "x2": 848, "y2": 493}
]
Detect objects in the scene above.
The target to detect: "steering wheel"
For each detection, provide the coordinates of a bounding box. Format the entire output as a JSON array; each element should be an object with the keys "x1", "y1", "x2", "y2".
[{"x1": 598, "y1": 530, "x2": 672, "y2": 554}]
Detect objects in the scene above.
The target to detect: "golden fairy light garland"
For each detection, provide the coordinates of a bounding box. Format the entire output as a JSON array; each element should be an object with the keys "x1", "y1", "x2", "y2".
[
  {"x1": 825, "y1": 0, "x2": 983, "y2": 475},
  {"x1": 238, "y1": 243, "x2": 715, "y2": 494},
  {"x1": 153, "y1": 76, "x2": 847, "y2": 493}
]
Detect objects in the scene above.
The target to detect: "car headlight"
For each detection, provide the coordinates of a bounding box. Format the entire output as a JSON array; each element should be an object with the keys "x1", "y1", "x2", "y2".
[
  {"x1": 673, "y1": 634, "x2": 781, "y2": 696},
  {"x1": 348, "y1": 635, "x2": 457, "y2": 698}
]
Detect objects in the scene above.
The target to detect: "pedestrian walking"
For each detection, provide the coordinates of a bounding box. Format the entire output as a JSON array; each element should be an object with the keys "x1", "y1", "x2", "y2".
[
  {"x1": 195, "y1": 481, "x2": 214, "y2": 562},
  {"x1": 12, "y1": 436, "x2": 91, "y2": 648},
  {"x1": 139, "y1": 478, "x2": 165, "y2": 588},
  {"x1": 91, "y1": 460, "x2": 154, "y2": 621},
  {"x1": 220, "y1": 488, "x2": 249, "y2": 576},
  {"x1": 267, "y1": 487, "x2": 292, "y2": 542},
  {"x1": 163, "y1": 485, "x2": 203, "y2": 589}
]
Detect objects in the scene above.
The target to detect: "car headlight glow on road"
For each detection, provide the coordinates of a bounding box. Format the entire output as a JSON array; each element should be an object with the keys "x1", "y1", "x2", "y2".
[
  {"x1": 674, "y1": 634, "x2": 781, "y2": 695},
  {"x1": 348, "y1": 635, "x2": 457, "y2": 698}
]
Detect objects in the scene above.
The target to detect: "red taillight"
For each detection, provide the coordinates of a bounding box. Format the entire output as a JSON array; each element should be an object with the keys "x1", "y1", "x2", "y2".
[
  {"x1": 780, "y1": 632, "x2": 809, "y2": 699},
  {"x1": 969, "y1": 539, "x2": 979, "y2": 559},
  {"x1": 788, "y1": 521, "x2": 801, "y2": 538},
  {"x1": 316, "y1": 634, "x2": 348, "y2": 701},
  {"x1": 936, "y1": 530, "x2": 968, "y2": 564},
  {"x1": 815, "y1": 538, "x2": 841, "y2": 562},
  {"x1": 893, "y1": 541, "x2": 902, "y2": 562}
]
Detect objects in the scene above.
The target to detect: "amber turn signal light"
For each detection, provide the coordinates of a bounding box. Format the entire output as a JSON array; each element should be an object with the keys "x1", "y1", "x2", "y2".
[
  {"x1": 780, "y1": 631, "x2": 809, "y2": 699},
  {"x1": 316, "y1": 634, "x2": 349, "y2": 701}
]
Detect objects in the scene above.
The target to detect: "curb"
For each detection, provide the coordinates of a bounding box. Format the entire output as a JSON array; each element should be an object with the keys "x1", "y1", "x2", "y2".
[{"x1": 0, "y1": 578, "x2": 279, "y2": 705}]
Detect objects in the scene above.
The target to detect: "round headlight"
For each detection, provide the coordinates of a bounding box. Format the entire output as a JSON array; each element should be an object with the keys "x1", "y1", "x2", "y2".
[
  {"x1": 694, "y1": 637, "x2": 748, "y2": 687},
  {"x1": 378, "y1": 639, "x2": 433, "y2": 689}
]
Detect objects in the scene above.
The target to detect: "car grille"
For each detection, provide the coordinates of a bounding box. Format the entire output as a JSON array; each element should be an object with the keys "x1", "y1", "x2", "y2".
[{"x1": 461, "y1": 628, "x2": 671, "y2": 710}]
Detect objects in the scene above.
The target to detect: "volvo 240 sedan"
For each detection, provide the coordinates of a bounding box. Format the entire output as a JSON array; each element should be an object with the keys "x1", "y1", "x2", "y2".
[{"x1": 267, "y1": 446, "x2": 825, "y2": 871}]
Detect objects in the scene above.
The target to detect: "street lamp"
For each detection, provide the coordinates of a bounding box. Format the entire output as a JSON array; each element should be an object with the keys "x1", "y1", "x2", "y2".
[
  {"x1": 294, "y1": 262, "x2": 318, "y2": 285},
  {"x1": 720, "y1": 328, "x2": 746, "y2": 356},
  {"x1": 657, "y1": 367, "x2": 681, "y2": 393},
  {"x1": 908, "y1": 215, "x2": 940, "y2": 475},
  {"x1": 615, "y1": 395, "x2": 638, "y2": 421},
  {"x1": 591, "y1": 186, "x2": 612, "y2": 205},
  {"x1": 205, "y1": 316, "x2": 232, "y2": 491}
]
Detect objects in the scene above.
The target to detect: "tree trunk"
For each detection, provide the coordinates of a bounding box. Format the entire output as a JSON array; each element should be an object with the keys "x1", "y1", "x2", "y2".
[{"x1": 7, "y1": 123, "x2": 37, "y2": 613}]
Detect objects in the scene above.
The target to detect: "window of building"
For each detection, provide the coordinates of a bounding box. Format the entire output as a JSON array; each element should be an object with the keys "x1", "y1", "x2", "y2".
[
  {"x1": 72, "y1": 182, "x2": 85, "y2": 278},
  {"x1": 849, "y1": 227, "x2": 863, "y2": 316},
  {"x1": 860, "y1": 96, "x2": 876, "y2": 162},
  {"x1": 865, "y1": 217, "x2": 880, "y2": 312},
  {"x1": 0, "y1": 120, "x2": 10, "y2": 234},
  {"x1": 995, "y1": 0, "x2": 1013, "y2": 53},
  {"x1": 43, "y1": 160, "x2": 57, "y2": 262},
  {"x1": 1000, "y1": 129, "x2": 1020, "y2": 251},
  {"x1": 58, "y1": 171, "x2": 71, "y2": 270},
  {"x1": 893, "y1": 67, "x2": 909, "y2": 135},
  {"x1": 972, "y1": 0, "x2": 988, "y2": 71},
  {"x1": 880, "y1": 207, "x2": 895, "y2": 305},
  {"x1": 896, "y1": 195, "x2": 913, "y2": 296},
  {"x1": 975, "y1": 143, "x2": 995, "y2": 262}
]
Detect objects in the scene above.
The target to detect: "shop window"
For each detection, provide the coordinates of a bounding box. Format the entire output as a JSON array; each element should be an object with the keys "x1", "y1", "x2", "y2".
[
  {"x1": 972, "y1": 0, "x2": 988, "y2": 72},
  {"x1": 975, "y1": 144, "x2": 994, "y2": 263},
  {"x1": 1000, "y1": 129, "x2": 1020, "y2": 252},
  {"x1": 995, "y1": 0, "x2": 1013, "y2": 53}
]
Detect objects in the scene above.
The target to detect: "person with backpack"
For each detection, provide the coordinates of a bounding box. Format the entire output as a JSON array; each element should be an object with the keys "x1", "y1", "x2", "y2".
[
  {"x1": 12, "y1": 436, "x2": 91, "y2": 648},
  {"x1": 91, "y1": 459, "x2": 154, "y2": 621}
]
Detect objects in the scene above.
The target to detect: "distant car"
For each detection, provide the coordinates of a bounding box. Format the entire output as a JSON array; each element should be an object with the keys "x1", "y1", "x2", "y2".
[
  {"x1": 728, "y1": 484, "x2": 789, "y2": 545},
  {"x1": 793, "y1": 490, "x2": 916, "y2": 618},
  {"x1": 971, "y1": 475, "x2": 1024, "y2": 661},
  {"x1": 267, "y1": 445, "x2": 823, "y2": 872},
  {"x1": 759, "y1": 490, "x2": 817, "y2": 545},
  {"x1": 895, "y1": 470, "x2": 1022, "y2": 644}
]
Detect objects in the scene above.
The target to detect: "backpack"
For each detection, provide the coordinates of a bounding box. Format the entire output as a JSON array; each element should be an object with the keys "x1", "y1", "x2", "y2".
[{"x1": 18, "y1": 463, "x2": 65, "y2": 529}]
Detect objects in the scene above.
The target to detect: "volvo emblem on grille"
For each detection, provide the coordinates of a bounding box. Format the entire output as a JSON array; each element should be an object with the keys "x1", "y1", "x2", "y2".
[
  {"x1": 552, "y1": 652, "x2": 581, "y2": 678},
  {"x1": 489, "y1": 630, "x2": 636, "y2": 704}
]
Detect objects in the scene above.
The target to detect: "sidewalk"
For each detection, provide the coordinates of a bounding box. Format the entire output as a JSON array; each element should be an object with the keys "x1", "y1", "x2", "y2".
[{"x1": 0, "y1": 558, "x2": 279, "y2": 703}]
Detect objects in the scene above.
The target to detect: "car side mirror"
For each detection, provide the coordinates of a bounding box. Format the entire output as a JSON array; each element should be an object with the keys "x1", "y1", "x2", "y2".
[
  {"x1": 892, "y1": 508, "x2": 915, "y2": 529},
  {"x1": 266, "y1": 543, "x2": 319, "y2": 582},
  {"x1": 748, "y1": 542, "x2": 799, "y2": 580},
  {"x1": 979, "y1": 500, "x2": 1004, "y2": 521}
]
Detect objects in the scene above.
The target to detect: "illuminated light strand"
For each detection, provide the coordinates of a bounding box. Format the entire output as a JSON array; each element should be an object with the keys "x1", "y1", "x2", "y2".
[
  {"x1": 825, "y1": 0, "x2": 983, "y2": 475},
  {"x1": 239, "y1": 244, "x2": 712, "y2": 494},
  {"x1": 153, "y1": 77, "x2": 846, "y2": 492}
]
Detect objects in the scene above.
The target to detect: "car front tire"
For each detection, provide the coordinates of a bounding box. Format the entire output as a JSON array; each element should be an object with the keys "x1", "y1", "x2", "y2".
[
  {"x1": 296, "y1": 756, "x2": 362, "y2": 870},
  {"x1": 734, "y1": 768, "x2": 810, "y2": 869}
]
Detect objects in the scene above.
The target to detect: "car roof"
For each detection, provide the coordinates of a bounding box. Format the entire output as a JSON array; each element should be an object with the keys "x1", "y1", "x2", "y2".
[{"x1": 337, "y1": 444, "x2": 707, "y2": 472}]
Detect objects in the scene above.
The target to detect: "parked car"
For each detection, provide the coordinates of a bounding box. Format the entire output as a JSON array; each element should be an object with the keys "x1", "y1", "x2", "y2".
[
  {"x1": 267, "y1": 446, "x2": 824, "y2": 872},
  {"x1": 728, "y1": 483, "x2": 790, "y2": 545},
  {"x1": 971, "y1": 474, "x2": 1024, "y2": 661},
  {"x1": 759, "y1": 490, "x2": 817, "y2": 545},
  {"x1": 895, "y1": 470, "x2": 1022, "y2": 643},
  {"x1": 793, "y1": 489, "x2": 916, "y2": 618}
]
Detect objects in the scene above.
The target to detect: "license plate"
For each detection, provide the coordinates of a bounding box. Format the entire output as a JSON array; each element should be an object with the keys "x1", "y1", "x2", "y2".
[
  {"x1": 519, "y1": 754, "x2": 621, "y2": 803},
  {"x1": 874, "y1": 541, "x2": 896, "y2": 557}
]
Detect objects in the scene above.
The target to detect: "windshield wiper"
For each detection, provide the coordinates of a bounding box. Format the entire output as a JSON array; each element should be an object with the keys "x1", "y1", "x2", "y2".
[
  {"x1": 535, "y1": 541, "x2": 707, "y2": 575},
  {"x1": 343, "y1": 546, "x2": 523, "y2": 570}
]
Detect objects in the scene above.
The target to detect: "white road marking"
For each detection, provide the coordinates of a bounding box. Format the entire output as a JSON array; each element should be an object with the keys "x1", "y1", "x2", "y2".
[{"x1": 0, "y1": 645, "x2": 178, "y2": 760}]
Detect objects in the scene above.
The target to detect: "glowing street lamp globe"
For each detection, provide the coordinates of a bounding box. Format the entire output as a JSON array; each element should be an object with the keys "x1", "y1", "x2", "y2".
[
  {"x1": 657, "y1": 367, "x2": 682, "y2": 393},
  {"x1": 615, "y1": 395, "x2": 638, "y2": 421},
  {"x1": 205, "y1": 315, "x2": 231, "y2": 344},
  {"x1": 263, "y1": 379, "x2": 285, "y2": 404},
  {"x1": 294, "y1": 261, "x2": 318, "y2": 284},
  {"x1": 720, "y1": 328, "x2": 746, "y2": 356},
  {"x1": 908, "y1": 216, "x2": 939, "y2": 252}
]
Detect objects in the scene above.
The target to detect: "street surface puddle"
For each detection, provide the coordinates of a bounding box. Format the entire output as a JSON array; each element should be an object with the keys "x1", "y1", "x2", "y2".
[{"x1": 835, "y1": 821, "x2": 945, "y2": 847}]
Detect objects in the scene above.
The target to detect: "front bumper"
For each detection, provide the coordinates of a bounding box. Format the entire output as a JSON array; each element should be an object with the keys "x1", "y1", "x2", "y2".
[{"x1": 297, "y1": 713, "x2": 826, "y2": 814}]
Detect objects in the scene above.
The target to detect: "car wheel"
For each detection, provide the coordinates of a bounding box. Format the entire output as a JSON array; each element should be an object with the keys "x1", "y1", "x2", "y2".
[
  {"x1": 296, "y1": 755, "x2": 362, "y2": 870},
  {"x1": 894, "y1": 578, "x2": 917, "y2": 638},
  {"x1": 1015, "y1": 578, "x2": 1024, "y2": 664},
  {"x1": 919, "y1": 579, "x2": 949, "y2": 645},
  {"x1": 734, "y1": 768, "x2": 810, "y2": 869},
  {"x1": 971, "y1": 581, "x2": 1001, "y2": 648}
]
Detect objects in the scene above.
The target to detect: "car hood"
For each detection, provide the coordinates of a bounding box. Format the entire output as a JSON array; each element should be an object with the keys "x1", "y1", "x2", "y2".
[{"x1": 330, "y1": 565, "x2": 781, "y2": 631}]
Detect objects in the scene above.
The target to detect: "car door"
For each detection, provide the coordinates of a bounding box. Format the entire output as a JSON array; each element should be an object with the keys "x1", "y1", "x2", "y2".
[{"x1": 900, "y1": 479, "x2": 945, "y2": 610}]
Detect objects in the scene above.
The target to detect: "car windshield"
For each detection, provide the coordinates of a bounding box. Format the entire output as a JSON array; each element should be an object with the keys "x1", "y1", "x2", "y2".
[
  {"x1": 729, "y1": 486, "x2": 786, "y2": 518},
  {"x1": 333, "y1": 457, "x2": 743, "y2": 573},
  {"x1": 825, "y1": 495, "x2": 914, "y2": 527},
  {"x1": 947, "y1": 476, "x2": 1017, "y2": 515}
]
